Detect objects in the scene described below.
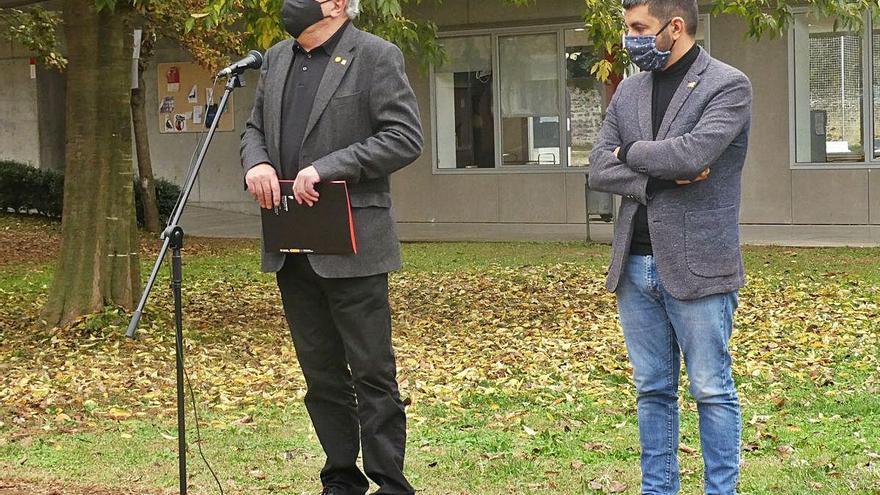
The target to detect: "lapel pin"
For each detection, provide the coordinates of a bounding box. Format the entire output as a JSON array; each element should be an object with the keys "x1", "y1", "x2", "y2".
[
  {"x1": 341, "y1": 59, "x2": 347, "y2": 65},
  {"x1": 687, "y1": 81, "x2": 698, "y2": 89},
  {"x1": 335, "y1": 56, "x2": 342, "y2": 63}
]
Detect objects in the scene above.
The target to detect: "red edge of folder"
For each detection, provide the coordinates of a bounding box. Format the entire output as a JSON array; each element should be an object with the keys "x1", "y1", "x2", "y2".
[{"x1": 335, "y1": 181, "x2": 358, "y2": 255}]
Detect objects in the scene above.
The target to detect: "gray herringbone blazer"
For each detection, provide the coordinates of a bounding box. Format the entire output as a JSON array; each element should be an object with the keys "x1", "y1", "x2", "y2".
[
  {"x1": 588, "y1": 47, "x2": 752, "y2": 300},
  {"x1": 240, "y1": 23, "x2": 423, "y2": 278}
]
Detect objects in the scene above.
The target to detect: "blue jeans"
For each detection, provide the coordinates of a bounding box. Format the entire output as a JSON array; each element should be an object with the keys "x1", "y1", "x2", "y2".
[{"x1": 616, "y1": 255, "x2": 741, "y2": 495}]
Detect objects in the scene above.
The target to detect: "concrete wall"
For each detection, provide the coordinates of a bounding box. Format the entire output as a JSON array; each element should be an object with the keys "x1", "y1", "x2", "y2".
[
  {"x1": 406, "y1": 0, "x2": 584, "y2": 28},
  {"x1": 0, "y1": 33, "x2": 66, "y2": 171},
  {"x1": 871, "y1": 169, "x2": 880, "y2": 224},
  {"x1": 142, "y1": 42, "x2": 259, "y2": 216},
  {"x1": 0, "y1": 39, "x2": 41, "y2": 167}
]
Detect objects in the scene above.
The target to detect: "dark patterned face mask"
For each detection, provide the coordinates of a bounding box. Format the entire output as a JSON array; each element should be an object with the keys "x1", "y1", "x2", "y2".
[
  {"x1": 623, "y1": 19, "x2": 676, "y2": 72},
  {"x1": 282, "y1": 0, "x2": 332, "y2": 38}
]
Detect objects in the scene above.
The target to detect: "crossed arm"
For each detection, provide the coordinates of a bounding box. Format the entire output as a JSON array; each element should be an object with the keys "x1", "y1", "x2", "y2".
[
  {"x1": 588, "y1": 74, "x2": 752, "y2": 201},
  {"x1": 587, "y1": 89, "x2": 652, "y2": 205},
  {"x1": 621, "y1": 74, "x2": 752, "y2": 181}
]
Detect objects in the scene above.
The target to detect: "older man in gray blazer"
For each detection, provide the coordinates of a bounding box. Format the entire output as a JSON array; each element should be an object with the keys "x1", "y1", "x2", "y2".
[
  {"x1": 588, "y1": 0, "x2": 751, "y2": 493},
  {"x1": 240, "y1": 0, "x2": 422, "y2": 493}
]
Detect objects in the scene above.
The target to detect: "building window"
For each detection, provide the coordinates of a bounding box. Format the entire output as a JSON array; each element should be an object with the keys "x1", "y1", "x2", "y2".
[
  {"x1": 433, "y1": 17, "x2": 710, "y2": 172},
  {"x1": 872, "y1": 27, "x2": 880, "y2": 159},
  {"x1": 695, "y1": 13, "x2": 710, "y2": 52},
  {"x1": 792, "y1": 13, "x2": 865, "y2": 163},
  {"x1": 434, "y1": 36, "x2": 495, "y2": 169},
  {"x1": 499, "y1": 33, "x2": 562, "y2": 166},
  {"x1": 565, "y1": 29, "x2": 605, "y2": 168}
]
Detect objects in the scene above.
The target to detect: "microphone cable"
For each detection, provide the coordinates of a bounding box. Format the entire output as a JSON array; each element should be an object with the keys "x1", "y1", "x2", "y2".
[{"x1": 185, "y1": 363, "x2": 225, "y2": 495}]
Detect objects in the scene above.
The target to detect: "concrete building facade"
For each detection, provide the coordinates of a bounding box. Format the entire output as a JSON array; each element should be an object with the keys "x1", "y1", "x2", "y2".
[{"x1": 2, "y1": 0, "x2": 879, "y2": 245}]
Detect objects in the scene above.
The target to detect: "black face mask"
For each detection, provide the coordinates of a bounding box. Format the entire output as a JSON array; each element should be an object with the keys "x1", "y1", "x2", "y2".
[{"x1": 282, "y1": 0, "x2": 332, "y2": 38}]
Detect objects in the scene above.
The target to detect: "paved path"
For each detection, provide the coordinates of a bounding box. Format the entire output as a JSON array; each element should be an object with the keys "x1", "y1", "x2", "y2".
[{"x1": 179, "y1": 206, "x2": 260, "y2": 239}]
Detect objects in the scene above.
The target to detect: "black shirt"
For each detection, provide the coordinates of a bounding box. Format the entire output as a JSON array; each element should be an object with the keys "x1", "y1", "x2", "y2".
[
  {"x1": 279, "y1": 21, "x2": 350, "y2": 180},
  {"x1": 627, "y1": 43, "x2": 700, "y2": 256}
]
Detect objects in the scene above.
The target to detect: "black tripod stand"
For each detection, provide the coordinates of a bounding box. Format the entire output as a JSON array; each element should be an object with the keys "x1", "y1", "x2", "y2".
[{"x1": 126, "y1": 73, "x2": 243, "y2": 495}]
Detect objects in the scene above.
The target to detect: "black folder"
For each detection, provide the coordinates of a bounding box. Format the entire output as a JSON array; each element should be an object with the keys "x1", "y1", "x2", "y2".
[{"x1": 260, "y1": 181, "x2": 357, "y2": 255}]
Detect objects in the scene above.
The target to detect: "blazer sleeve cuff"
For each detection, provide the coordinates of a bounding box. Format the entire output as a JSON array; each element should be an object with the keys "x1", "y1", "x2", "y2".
[
  {"x1": 622, "y1": 172, "x2": 650, "y2": 206},
  {"x1": 312, "y1": 155, "x2": 359, "y2": 183},
  {"x1": 624, "y1": 141, "x2": 650, "y2": 173},
  {"x1": 242, "y1": 152, "x2": 272, "y2": 172}
]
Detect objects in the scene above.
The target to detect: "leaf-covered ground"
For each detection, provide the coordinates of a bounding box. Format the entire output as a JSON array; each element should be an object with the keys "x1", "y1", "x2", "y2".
[{"x1": 1, "y1": 213, "x2": 879, "y2": 494}]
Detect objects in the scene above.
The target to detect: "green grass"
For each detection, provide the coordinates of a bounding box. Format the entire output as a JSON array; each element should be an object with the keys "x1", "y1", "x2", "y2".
[
  {"x1": 2, "y1": 392, "x2": 877, "y2": 494},
  {"x1": 402, "y1": 241, "x2": 878, "y2": 279},
  {"x1": 1, "y1": 213, "x2": 879, "y2": 494}
]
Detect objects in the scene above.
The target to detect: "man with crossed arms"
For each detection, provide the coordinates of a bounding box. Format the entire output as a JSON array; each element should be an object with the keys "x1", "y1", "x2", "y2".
[{"x1": 589, "y1": 0, "x2": 752, "y2": 492}]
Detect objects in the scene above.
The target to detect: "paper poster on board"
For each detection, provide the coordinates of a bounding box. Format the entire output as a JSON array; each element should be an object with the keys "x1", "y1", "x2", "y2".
[
  {"x1": 192, "y1": 105, "x2": 204, "y2": 125},
  {"x1": 159, "y1": 96, "x2": 175, "y2": 114},
  {"x1": 157, "y1": 62, "x2": 234, "y2": 133},
  {"x1": 173, "y1": 114, "x2": 187, "y2": 132},
  {"x1": 166, "y1": 66, "x2": 181, "y2": 93}
]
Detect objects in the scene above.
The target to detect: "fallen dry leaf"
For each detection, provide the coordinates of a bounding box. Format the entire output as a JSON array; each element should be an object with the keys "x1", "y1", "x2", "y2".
[{"x1": 607, "y1": 481, "x2": 627, "y2": 493}]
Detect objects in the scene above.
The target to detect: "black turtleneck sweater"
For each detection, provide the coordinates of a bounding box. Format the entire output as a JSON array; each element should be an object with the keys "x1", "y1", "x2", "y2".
[{"x1": 619, "y1": 43, "x2": 700, "y2": 256}]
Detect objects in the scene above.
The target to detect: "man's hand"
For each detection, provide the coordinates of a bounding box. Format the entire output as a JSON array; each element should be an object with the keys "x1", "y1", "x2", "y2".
[
  {"x1": 293, "y1": 165, "x2": 321, "y2": 207},
  {"x1": 245, "y1": 163, "x2": 281, "y2": 210},
  {"x1": 676, "y1": 168, "x2": 710, "y2": 185}
]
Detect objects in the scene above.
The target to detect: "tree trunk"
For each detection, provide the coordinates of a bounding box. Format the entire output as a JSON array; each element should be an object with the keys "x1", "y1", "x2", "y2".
[
  {"x1": 42, "y1": 0, "x2": 141, "y2": 328},
  {"x1": 132, "y1": 23, "x2": 160, "y2": 233}
]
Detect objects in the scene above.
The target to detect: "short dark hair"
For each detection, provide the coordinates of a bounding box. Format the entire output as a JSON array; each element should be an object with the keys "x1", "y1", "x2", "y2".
[{"x1": 622, "y1": 0, "x2": 699, "y2": 36}]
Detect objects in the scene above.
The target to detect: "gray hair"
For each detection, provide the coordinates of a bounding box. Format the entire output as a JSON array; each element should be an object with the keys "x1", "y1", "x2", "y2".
[
  {"x1": 621, "y1": 0, "x2": 698, "y2": 36},
  {"x1": 347, "y1": 0, "x2": 361, "y2": 18}
]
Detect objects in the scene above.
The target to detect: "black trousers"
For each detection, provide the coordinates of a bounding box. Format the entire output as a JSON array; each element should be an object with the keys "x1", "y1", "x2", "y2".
[{"x1": 276, "y1": 255, "x2": 413, "y2": 495}]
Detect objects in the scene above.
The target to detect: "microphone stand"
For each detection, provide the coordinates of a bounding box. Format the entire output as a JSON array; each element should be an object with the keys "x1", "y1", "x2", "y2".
[{"x1": 126, "y1": 72, "x2": 243, "y2": 495}]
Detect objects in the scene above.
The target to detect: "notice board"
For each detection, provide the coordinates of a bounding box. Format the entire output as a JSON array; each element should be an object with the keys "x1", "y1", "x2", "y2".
[{"x1": 157, "y1": 62, "x2": 235, "y2": 134}]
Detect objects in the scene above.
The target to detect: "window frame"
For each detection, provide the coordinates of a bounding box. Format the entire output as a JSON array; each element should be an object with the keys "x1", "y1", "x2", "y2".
[
  {"x1": 430, "y1": 23, "x2": 582, "y2": 175},
  {"x1": 430, "y1": 15, "x2": 712, "y2": 175},
  {"x1": 787, "y1": 8, "x2": 880, "y2": 169}
]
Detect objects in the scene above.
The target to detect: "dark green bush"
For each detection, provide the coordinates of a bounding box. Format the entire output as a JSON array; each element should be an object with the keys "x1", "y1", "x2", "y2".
[
  {"x1": 135, "y1": 177, "x2": 181, "y2": 227},
  {"x1": 0, "y1": 160, "x2": 180, "y2": 227},
  {"x1": 0, "y1": 160, "x2": 63, "y2": 216}
]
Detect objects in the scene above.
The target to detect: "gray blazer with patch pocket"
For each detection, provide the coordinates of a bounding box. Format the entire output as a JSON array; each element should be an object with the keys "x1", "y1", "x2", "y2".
[
  {"x1": 588, "y1": 47, "x2": 752, "y2": 300},
  {"x1": 240, "y1": 23, "x2": 423, "y2": 278}
]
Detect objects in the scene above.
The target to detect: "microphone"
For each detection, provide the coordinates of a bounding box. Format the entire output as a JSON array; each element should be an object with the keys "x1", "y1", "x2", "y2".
[{"x1": 217, "y1": 50, "x2": 263, "y2": 77}]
